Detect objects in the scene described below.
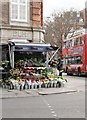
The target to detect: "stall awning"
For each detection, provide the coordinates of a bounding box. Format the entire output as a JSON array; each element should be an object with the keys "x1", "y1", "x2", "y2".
[
  {"x1": 15, "y1": 43, "x2": 51, "y2": 52},
  {"x1": 8, "y1": 40, "x2": 51, "y2": 52},
  {"x1": 8, "y1": 39, "x2": 59, "y2": 52}
]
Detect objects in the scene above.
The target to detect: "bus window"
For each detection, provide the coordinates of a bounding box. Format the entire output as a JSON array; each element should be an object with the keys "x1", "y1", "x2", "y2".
[
  {"x1": 75, "y1": 38, "x2": 80, "y2": 45},
  {"x1": 69, "y1": 40, "x2": 72, "y2": 47},
  {"x1": 76, "y1": 39, "x2": 78, "y2": 46},
  {"x1": 66, "y1": 59, "x2": 68, "y2": 64},
  {"x1": 74, "y1": 38, "x2": 77, "y2": 46},
  {"x1": 76, "y1": 56, "x2": 82, "y2": 64},
  {"x1": 66, "y1": 41, "x2": 68, "y2": 48},
  {"x1": 82, "y1": 40, "x2": 84, "y2": 44},
  {"x1": 68, "y1": 41, "x2": 70, "y2": 47},
  {"x1": 74, "y1": 56, "x2": 82, "y2": 64},
  {"x1": 63, "y1": 58, "x2": 66, "y2": 65},
  {"x1": 68, "y1": 57, "x2": 72, "y2": 64},
  {"x1": 71, "y1": 57, "x2": 75, "y2": 64},
  {"x1": 72, "y1": 39, "x2": 74, "y2": 46},
  {"x1": 81, "y1": 36, "x2": 84, "y2": 44},
  {"x1": 78, "y1": 37, "x2": 80, "y2": 45},
  {"x1": 80, "y1": 36, "x2": 84, "y2": 45},
  {"x1": 63, "y1": 42, "x2": 66, "y2": 48}
]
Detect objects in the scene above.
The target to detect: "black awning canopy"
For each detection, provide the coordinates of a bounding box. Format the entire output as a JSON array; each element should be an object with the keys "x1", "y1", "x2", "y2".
[{"x1": 8, "y1": 41, "x2": 58, "y2": 52}]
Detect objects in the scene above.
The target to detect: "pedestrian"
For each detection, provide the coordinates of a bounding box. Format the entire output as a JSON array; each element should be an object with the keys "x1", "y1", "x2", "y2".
[
  {"x1": 57, "y1": 59, "x2": 63, "y2": 76},
  {"x1": 18, "y1": 79, "x2": 22, "y2": 91},
  {"x1": 23, "y1": 79, "x2": 29, "y2": 89}
]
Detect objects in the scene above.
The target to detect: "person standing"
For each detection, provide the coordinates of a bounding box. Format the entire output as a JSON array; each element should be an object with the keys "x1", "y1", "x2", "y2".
[{"x1": 57, "y1": 59, "x2": 63, "y2": 76}]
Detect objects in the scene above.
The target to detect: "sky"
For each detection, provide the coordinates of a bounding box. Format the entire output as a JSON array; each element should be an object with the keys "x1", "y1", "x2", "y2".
[{"x1": 43, "y1": 0, "x2": 87, "y2": 19}]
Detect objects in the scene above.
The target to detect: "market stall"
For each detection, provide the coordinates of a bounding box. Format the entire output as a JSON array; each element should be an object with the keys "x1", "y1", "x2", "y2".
[
  {"x1": 8, "y1": 39, "x2": 53, "y2": 68},
  {"x1": 1, "y1": 39, "x2": 68, "y2": 90}
]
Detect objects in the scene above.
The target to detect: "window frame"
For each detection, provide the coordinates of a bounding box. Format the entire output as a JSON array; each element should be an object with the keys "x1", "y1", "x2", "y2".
[{"x1": 10, "y1": 0, "x2": 27, "y2": 22}]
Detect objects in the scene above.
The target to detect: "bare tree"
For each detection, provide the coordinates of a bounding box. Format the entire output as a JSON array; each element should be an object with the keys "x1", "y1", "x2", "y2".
[{"x1": 44, "y1": 9, "x2": 80, "y2": 49}]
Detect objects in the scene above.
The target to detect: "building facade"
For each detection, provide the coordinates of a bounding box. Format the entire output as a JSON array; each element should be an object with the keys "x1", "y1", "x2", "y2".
[
  {"x1": 0, "y1": 0, "x2": 44, "y2": 44},
  {"x1": 79, "y1": 1, "x2": 87, "y2": 28}
]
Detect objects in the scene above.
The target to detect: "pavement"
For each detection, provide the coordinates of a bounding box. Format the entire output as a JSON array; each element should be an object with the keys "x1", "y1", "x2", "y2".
[
  {"x1": 0, "y1": 76, "x2": 79, "y2": 98},
  {"x1": 0, "y1": 73, "x2": 85, "y2": 99},
  {"x1": 0, "y1": 86, "x2": 78, "y2": 99}
]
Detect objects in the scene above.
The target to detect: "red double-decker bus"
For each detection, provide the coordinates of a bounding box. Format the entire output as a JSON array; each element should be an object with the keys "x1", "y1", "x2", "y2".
[{"x1": 62, "y1": 28, "x2": 87, "y2": 76}]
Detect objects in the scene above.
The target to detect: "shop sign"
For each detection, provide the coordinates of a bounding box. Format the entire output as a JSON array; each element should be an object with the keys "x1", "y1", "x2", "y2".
[{"x1": 12, "y1": 31, "x2": 32, "y2": 38}]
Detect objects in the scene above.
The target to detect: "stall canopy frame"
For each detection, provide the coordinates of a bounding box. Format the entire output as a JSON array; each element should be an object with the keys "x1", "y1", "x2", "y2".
[{"x1": 8, "y1": 40, "x2": 53, "y2": 68}]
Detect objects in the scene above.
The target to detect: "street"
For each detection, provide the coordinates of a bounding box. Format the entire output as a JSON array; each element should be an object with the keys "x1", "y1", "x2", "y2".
[{"x1": 2, "y1": 75, "x2": 86, "y2": 118}]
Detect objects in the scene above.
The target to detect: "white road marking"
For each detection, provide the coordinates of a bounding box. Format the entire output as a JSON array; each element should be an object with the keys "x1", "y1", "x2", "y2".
[
  {"x1": 41, "y1": 96, "x2": 58, "y2": 118},
  {"x1": 48, "y1": 105, "x2": 51, "y2": 108},
  {"x1": 53, "y1": 114, "x2": 57, "y2": 117},
  {"x1": 51, "y1": 111, "x2": 55, "y2": 114}
]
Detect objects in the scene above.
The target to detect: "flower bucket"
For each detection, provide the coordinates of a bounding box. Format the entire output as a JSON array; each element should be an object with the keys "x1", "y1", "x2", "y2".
[
  {"x1": 31, "y1": 83, "x2": 34, "y2": 89},
  {"x1": 38, "y1": 82, "x2": 42, "y2": 89},
  {"x1": 41, "y1": 83, "x2": 45, "y2": 88},
  {"x1": 54, "y1": 83, "x2": 57, "y2": 88},
  {"x1": 45, "y1": 83, "x2": 47, "y2": 88},
  {"x1": 51, "y1": 80, "x2": 54, "y2": 88},
  {"x1": 34, "y1": 83, "x2": 38, "y2": 89},
  {"x1": 61, "y1": 82, "x2": 64, "y2": 87},
  {"x1": 47, "y1": 83, "x2": 51, "y2": 88},
  {"x1": 39, "y1": 83, "x2": 41, "y2": 89}
]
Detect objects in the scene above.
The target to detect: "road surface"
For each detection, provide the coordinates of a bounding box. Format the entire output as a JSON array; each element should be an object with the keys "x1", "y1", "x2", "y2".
[{"x1": 2, "y1": 75, "x2": 86, "y2": 118}]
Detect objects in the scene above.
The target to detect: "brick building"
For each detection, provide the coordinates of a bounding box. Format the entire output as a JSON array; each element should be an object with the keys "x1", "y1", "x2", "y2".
[{"x1": 0, "y1": 0, "x2": 44, "y2": 44}]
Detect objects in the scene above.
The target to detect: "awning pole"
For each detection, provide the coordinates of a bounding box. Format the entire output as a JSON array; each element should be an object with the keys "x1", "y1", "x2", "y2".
[
  {"x1": 46, "y1": 52, "x2": 49, "y2": 66},
  {"x1": 12, "y1": 46, "x2": 14, "y2": 68},
  {"x1": 48, "y1": 47, "x2": 60, "y2": 63},
  {"x1": 8, "y1": 44, "x2": 12, "y2": 67}
]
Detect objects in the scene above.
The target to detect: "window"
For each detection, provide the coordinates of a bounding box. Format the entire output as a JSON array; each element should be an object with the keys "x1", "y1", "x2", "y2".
[
  {"x1": 72, "y1": 38, "x2": 74, "y2": 46},
  {"x1": 77, "y1": 38, "x2": 80, "y2": 45},
  {"x1": 74, "y1": 38, "x2": 77, "y2": 46},
  {"x1": 74, "y1": 56, "x2": 82, "y2": 64},
  {"x1": 10, "y1": 0, "x2": 27, "y2": 22},
  {"x1": 80, "y1": 36, "x2": 84, "y2": 45},
  {"x1": 67, "y1": 56, "x2": 82, "y2": 65},
  {"x1": 63, "y1": 42, "x2": 66, "y2": 48},
  {"x1": 69, "y1": 40, "x2": 72, "y2": 47},
  {"x1": 66, "y1": 41, "x2": 69, "y2": 48}
]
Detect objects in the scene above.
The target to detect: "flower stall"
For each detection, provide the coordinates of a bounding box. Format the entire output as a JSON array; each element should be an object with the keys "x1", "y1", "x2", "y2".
[
  {"x1": 4, "y1": 65, "x2": 67, "y2": 90},
  {"x1": 1, "y1": 39, "x2": 67, "y2": 90}
]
